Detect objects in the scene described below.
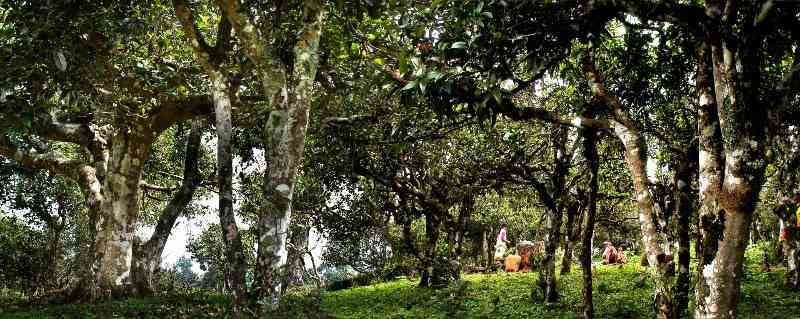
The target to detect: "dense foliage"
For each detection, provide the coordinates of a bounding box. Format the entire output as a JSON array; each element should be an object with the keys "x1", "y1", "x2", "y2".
[{"x1": 1, "y1": 0, "x2": 799, "y2": 318}]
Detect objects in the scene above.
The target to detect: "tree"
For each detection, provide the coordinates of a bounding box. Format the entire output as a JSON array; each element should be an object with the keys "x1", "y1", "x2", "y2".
[
  {"x1": 0, "y1": 1, "x2": 232, "y2": 299},
  {"x1": 212, "y1": 0, "x2": 325, "y2": 310},
  {"x1": 172, "y1": 0, "x2": 249, "y2": 310},
  {"x1": 174, "y1": 256, "x2": 199, "y2": 289},
  {"x1": 131, "y1": 119, "x2": 205, "y2": 295}
]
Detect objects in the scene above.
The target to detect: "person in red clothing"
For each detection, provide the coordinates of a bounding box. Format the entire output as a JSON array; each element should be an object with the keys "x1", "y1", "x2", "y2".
[
  {"x1": 602, "y1": 241, "x2": 617, "y2": 264},
  {"x1": 778, "y1": 194, "x2": 800, "y2": 242}
]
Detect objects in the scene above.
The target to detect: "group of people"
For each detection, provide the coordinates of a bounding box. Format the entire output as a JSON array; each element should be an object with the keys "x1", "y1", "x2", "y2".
[
  {"x1": 494, "y1": 224, "x2": 628, "y2": 267},
  {"x1": 489, "y1": 192, "x2": 800, "y2": 271},
  {"x1": 601, "y1": 241, "x2": 627, "y2": 265}
]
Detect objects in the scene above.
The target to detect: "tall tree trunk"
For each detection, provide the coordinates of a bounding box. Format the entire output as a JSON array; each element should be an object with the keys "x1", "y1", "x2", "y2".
[
  {"x1": 173, "y1": 2, "x2": 249, "y2": 312},
  {"x1": 211, "y1": 74, "x2": 249, "y2": 312},
  {"x1": 694, "y1": 5, "x2": 768, "y2": 315},
  {"x1": 580, "y1": 127, "x2": 599, "y2": 319},
  {"x1": 250, "y1": 3, "x2": 325, "y2": 311},
  {"x1": 131, "y1": 119, "x2": 203, "y2": 296},
  {"x1": 583, "y1": 50, "x2": 675, "y2": 319},
  {"x1": 93, "y1": 129, "x2": 151, "y2": 296}
]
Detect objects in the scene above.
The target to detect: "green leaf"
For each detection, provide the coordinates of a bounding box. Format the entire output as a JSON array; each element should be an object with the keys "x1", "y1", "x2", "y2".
[
  {"x1": 398, "y1": 56, "x2": 408, "y2": 75},
  {"x1": 400, "y1": 80, "x2": 418, "y2": 91},
  {"x1": 451, "y1": 42, "x2": 467, "y2": 49}
]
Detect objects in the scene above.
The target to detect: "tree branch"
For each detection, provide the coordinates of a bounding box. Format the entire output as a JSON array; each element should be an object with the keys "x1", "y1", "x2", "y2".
[
  {"x1": 173, "y1": 0, "x2": 217, "y2": 72},
  {"x1": 0, "y1": 134, "x2": 88, "y2": 180}
]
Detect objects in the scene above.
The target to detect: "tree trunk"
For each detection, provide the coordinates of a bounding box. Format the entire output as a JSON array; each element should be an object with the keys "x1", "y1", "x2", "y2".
[
  {"x1": 43, "y1": 224, "x2": 65, "y2": 291},
  {"x1": 783, "y1": 227, "x2": 800, "y2": 289},
  {"x1": 61, "y1": 166, "x2": 104, "y2": 302},
  {"x1": 580, "y1": 127, "x2": 598, "y2": 319},
  {"x1": 251, "y1": 3, "x2": 325, "y2": 311},
  {"x1": 285, "y1": 223, "x2": 310, "y2": 290},
  {"x1": 538, "y1": 126, "x2": 568, "y2": 303},
  {"x1": 450, "y1": 196, "x2": 472, "y2": 279},
  {"x1": 481, "y1": 229, "x2": 489, "y2": 269},
  {"x1": 131, "y1": 119, "x2": 203, "y2": 296},
  {"x1": 673, "y1": 149, "x2": 696, "y2": 318},
  {"x1": 694, "y1": 6, "x2": 768, "y2": 315},
  {"x1": 485, "y1": 226, "x2": 495, "y2": 269},
  {"x1": 93, "y1": 129, "x2": 151, "y2": 296},
  {"x1": 419, "y1": 212, "x2": 442, "y2": 287},
  {"x1": 210, "y1": 74, "x2": 249, "y2": 312},
  {"x1": 561, "y1": 200, "x2": 580, "y2": 274},
  {"x1": 583, "y1": 50, "x2": 675, "y2": 319}
]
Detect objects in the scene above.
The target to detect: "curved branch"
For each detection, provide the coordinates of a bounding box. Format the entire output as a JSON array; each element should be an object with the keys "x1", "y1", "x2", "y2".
[{"x1": 0, "y1": 134, "x2": 88, "y2": 180}]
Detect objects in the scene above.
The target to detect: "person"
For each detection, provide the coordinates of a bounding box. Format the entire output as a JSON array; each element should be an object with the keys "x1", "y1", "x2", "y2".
[
  {"x1": 795, "y1": 193, "x2": 800, "y2": 227},
  {"x1": 602, "y1": 240, "x2": 619, "y2": 265},
  {"x1": 778, "y1": 194, "x2": 800, "y2": 242},
  {"x1": 617, "y1": 245, "x2": 627, "y2": 264},
  {"x1": 494, "y1": 224, "x2": 510, "y2": 262}
]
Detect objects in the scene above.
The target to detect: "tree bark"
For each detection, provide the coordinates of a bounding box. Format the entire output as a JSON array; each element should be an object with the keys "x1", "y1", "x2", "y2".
[
  {"x1": 130, "y1": 119, "x2": 203, "y2": 296},
  {"x1": 673, "y1": 148, "x2": 696, "y2": 318},
  {"x1": 580, "y1": 126, "x2": 598, "y2": 319},
  {"x1": 561, "y1": 199, "x2": 581, "y2": 274},
  {"x1": 92, "y1": 128, "x2": 151, "y2": 296},
  {"x1": 783, "y1": 227, "x2": 800, "y2": 289},
  {"x1": 693, "y1": 3, "x2": 770, "y2": 315},
  {"x1": 249, "y1": 3, "x2": 325, "y2": 311},
  {"x1": 537, "y1": 125, "x2": 568, "y2": 303},
  {"x1": 212, "y1": 73, "x2": 249, "y2": 311},
  {"x1": 419, "y1": 212, "x2": 442, "y2": 287},
  {"x1": 285, "y1": 223, "x2": 310, "y2": 290},
  {"x1": 173, "y1": 2, "x2": 249, "y2": 312},
  {"x1": 583, "y1": 49, "x2": 675, "y2": 319}
]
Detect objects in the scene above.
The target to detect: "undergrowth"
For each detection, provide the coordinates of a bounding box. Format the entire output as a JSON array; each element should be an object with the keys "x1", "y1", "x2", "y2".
[{"x1": 3, "y1": 245, "x2": 798, "y2": 318}]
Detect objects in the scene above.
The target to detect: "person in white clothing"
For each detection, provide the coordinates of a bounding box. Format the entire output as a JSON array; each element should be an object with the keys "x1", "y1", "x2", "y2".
[{"x1": 494, "y1": 224, "x2": 510, "y2": 261}]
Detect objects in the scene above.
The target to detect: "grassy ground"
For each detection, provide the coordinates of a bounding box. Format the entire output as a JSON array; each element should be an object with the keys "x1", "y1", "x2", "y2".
[
  {"x1": 2, "y1": 255, "x2": 798, "y2": 318},
  {"x1": 316, "y1": 261, "x2": 797, "y2": 319}
]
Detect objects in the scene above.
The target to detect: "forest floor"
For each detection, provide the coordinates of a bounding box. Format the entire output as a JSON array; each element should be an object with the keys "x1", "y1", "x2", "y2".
[{"x1": 2, "y1": 249, "x2": 798, "y2": 318}]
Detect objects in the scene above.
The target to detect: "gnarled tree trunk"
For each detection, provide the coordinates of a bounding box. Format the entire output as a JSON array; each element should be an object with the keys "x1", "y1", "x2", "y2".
[
  {"x1": 92, "y1": 128, "x2": 152, "y2": 296},
  {"x1": 214, "y1": 0, "x2": 325, "y2": 310},
  {"x1": 694, "y1": 5, "x2": 769, "y2": 314},
  {"x1": 131, "y1": 119, "x2": 203, "y2": 296},
  {"x1": 173, "y1": 2, "x2": 249, "y2": 312}
]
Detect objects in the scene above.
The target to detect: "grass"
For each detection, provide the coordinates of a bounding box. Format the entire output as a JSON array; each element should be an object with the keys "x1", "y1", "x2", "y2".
[
  {"x1": 3, "y1": 253, "x2": 798, "y2": 318},
  {"x1": 0, "y1": 292, "x2": 235, "y2": 319}
]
